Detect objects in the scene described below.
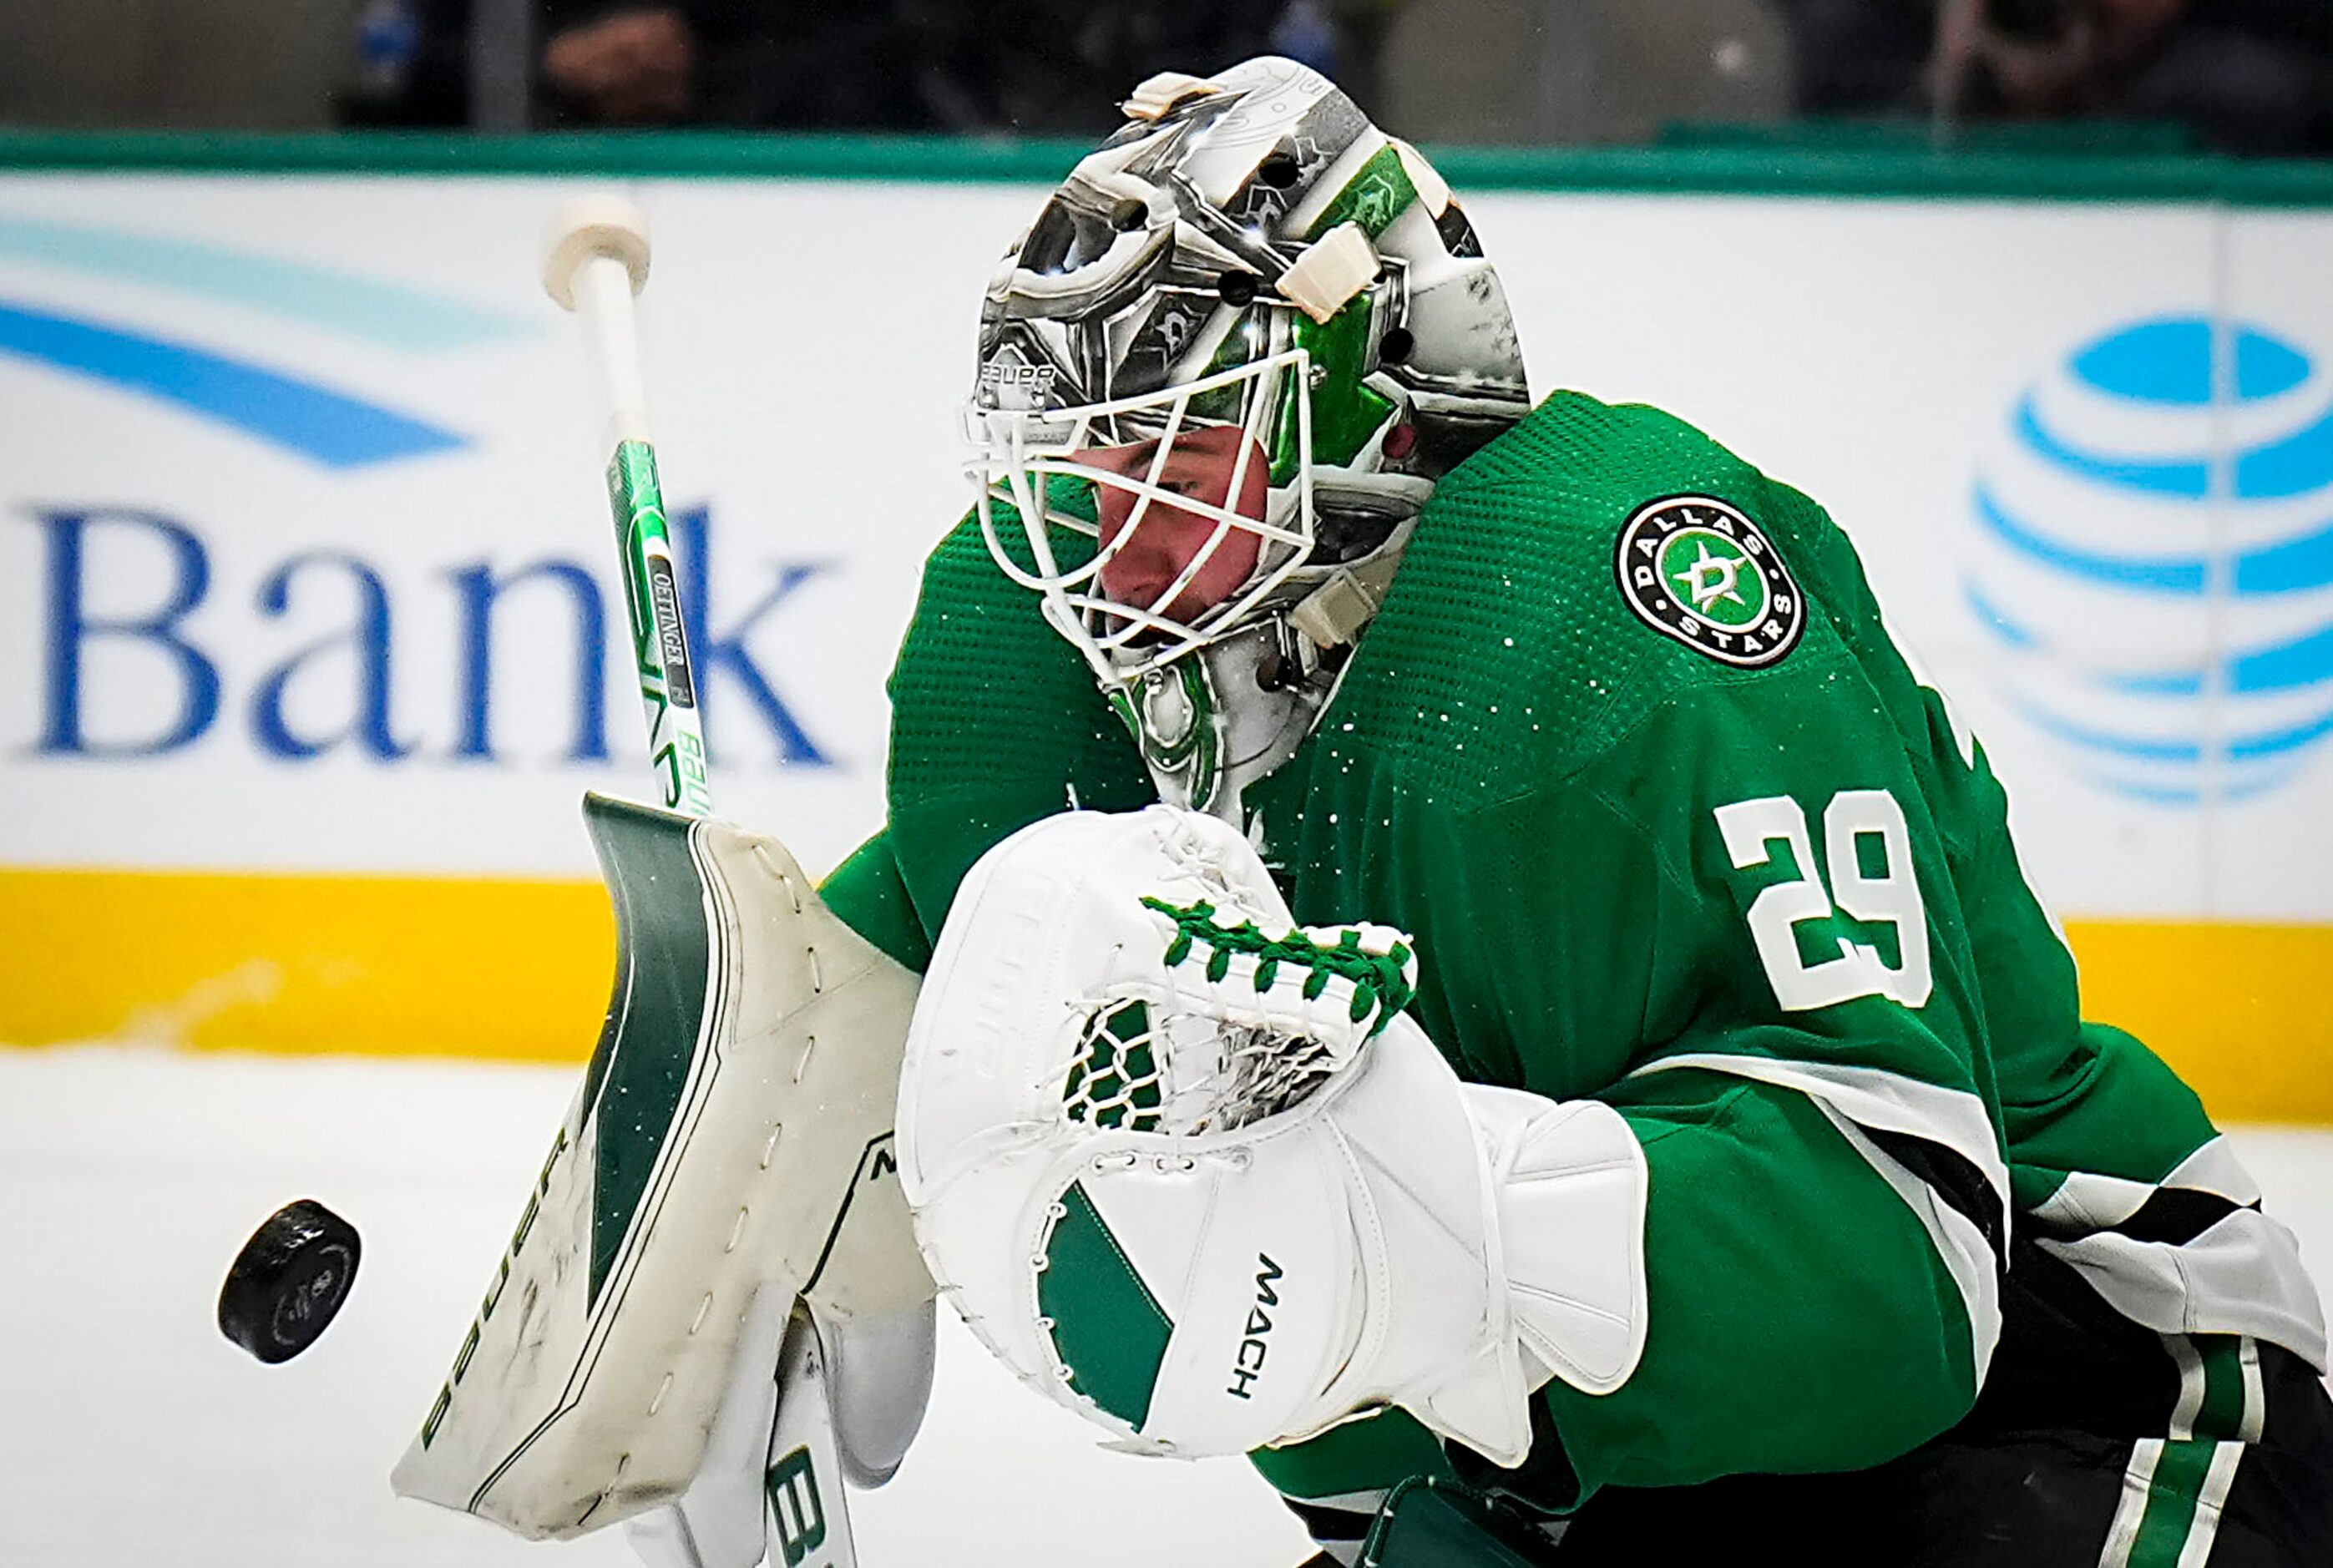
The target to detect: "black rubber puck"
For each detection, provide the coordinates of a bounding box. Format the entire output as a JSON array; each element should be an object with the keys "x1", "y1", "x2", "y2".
[{"x1": 218, "y1": 1199, "x2": 362, "y2": 1364}]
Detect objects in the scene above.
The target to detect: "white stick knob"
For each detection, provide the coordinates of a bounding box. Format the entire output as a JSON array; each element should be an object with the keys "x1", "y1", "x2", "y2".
[
  {"x1": 543, "y1": 196, "x2": 655, "y2": 451},
  {"x1": 543, "y1": 195, "x2": 651, "y2": 310}
]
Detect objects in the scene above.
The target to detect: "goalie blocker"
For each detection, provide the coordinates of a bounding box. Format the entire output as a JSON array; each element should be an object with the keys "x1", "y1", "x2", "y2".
[{"x1": 392, "y1": 794, "x2": 936, "y2": 1541}]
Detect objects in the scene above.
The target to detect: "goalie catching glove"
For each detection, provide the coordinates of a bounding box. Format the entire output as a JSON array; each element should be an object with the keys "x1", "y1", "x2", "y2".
[{"x1": 895, "y1": 806, "x2": 1650, "y2": 1467}]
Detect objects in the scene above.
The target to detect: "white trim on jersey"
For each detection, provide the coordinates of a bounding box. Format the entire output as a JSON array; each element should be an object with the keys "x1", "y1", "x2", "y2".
[{"x1": 1628, "y1": 1052, "x2": 2008, "y2": 1386}]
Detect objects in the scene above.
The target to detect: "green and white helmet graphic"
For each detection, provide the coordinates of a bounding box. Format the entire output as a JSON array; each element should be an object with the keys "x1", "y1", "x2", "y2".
[{"x1": 961, "y1": 56, "x2": 1531, "y2": 817}]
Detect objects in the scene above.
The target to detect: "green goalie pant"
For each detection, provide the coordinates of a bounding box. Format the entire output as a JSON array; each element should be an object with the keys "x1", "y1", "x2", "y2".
[
  {"x1": 1533, "y1": 1341, "x2": 2333, "y2": 1565},
  {"x1": 1370, "y1": 1333, "x2": 2333, "y2": 1565}
]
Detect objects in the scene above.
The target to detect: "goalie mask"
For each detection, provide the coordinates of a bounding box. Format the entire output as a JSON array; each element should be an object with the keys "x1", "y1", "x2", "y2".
[
  {"x1": 962, "y1": 56, "x2": 1531, "y2": 820},
  {"x1": 895, "y1": 807, "x2": 1544, "y2": 1465}
]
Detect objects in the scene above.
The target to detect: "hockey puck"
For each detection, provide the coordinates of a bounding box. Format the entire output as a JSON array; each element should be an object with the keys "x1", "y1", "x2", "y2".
[{"x1": 218, "y1": 1199, "x2": 362, "y2": 1364}]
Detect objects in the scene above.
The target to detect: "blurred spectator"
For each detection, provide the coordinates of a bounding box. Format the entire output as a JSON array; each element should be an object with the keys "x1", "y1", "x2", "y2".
[
  {"x1": 2041, "y1": 1, "x2": 2330, "y2": 155},
  {"x1": 895, "y1": 1, "x2": 1302, "y2": 134},
  {"x1": 340, "y1": 0, "x2": 1363, "y2": 133},
  {"x1": 347, "y1": 0, "x2": 466, "y2": 124},
  {"x1": 541, "y1": 8, "x2": 698, "y2": 121},
  {"x1": 342, "y1": 0, "x2": 927, "y2": 128},
  {"x1": 1769, "y1": 0, "x2": 1936, "y2": 115},
  {"x1": 1777, "y1": 0, "x2": 2333, "y2": 154}
]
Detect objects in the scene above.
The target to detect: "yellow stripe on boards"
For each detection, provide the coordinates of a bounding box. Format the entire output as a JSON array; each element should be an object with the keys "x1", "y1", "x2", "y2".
[
  {"x1": 0, "y1": 866, "x2": 613, "y2": 1060},
  {"x1": 0, "y1": 870, "x2": 2327, "y2": 1122},
  {"x1": 2065, "y1": 919, "x2": 2333, "y2": 1125}
]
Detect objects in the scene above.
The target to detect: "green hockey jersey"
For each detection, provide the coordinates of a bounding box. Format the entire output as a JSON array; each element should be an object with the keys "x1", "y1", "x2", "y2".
[{"x1": 822, "y1": 390, "x2": 2325, "y2": 1510}]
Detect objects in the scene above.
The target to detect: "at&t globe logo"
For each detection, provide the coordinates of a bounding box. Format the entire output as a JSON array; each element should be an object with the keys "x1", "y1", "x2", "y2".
[{"x1": 1967, "y1": 316, "x2": 2333, "y2": 805}]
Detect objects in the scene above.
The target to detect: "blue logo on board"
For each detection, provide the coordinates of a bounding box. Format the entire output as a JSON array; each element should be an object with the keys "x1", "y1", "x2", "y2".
[
  {"x1": 1968, "y1": 316, "x2": 2333, "y2": 805},
  {"x1": 0, "y1": 211, "x2": 521, "y2": 467},
  {"x1": 3, "y1": 215, "x2": 840, "y2": 770}
]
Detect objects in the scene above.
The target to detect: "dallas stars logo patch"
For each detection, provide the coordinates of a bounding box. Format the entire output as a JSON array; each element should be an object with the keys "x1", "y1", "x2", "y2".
[{"x1": 1615, "y1": 496, "x2": 1805, "y2": 668}]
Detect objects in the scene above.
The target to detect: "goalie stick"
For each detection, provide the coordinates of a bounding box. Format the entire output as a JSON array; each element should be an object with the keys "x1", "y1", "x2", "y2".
[
  {"x1": 392, "y1": 198, "x2": 929, "y2": 1567},
  {"x1": 539, "y1": 200, "x2": 712, "y2": 822},
  {"x1": 547, "y1": 199, "x2": 862, "y2": 1568}
]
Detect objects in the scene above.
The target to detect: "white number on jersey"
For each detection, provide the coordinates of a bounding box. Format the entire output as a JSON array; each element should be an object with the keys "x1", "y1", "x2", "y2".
[{"x1": 1713, "y1": 790, "x2": 1933, "y2": 1012}]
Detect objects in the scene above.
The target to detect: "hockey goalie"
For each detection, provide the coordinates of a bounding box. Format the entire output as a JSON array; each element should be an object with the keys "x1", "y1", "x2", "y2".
[
  {"x1": 870, "y1": 56, "x2": 2333, "y2": 1567},
  {"x1": 406, "y1": 53, "x2": 2333, "y2": 1568}
]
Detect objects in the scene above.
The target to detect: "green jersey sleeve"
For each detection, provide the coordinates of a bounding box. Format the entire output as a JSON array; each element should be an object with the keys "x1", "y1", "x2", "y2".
[
  {"x1": 878, "y1": 505, "x2": 1154, "y2": 943},
  {"x1": 1764, "y1": 474, "x2": 2321, "y2": 1401},
  {"x1": 817, "y1": 829, "x2": 932, "y2": 974}
]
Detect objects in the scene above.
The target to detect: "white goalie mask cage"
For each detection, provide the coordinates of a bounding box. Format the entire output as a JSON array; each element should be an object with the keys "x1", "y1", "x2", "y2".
[
  {"x1": 962, "y1": 55, "x2": 1532, "y2": 693},
  {"x1": 965, "y1": 344, "x2": 1316, "y2": 674}
]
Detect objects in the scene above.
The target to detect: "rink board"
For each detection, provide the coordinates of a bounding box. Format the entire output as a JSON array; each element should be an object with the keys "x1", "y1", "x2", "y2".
[
  {"x1": 5, "y1": 864, "x2": 2325, "y2": 1124},
  {"x1": 0, "y1": 139, "x2": 2330, "y2": 1119}
]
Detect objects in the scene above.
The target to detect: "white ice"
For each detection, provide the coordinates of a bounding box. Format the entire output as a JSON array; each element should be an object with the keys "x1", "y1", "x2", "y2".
[
  {"x1": 0, "y1": 1048, "x2": 1312, "y2": 1568},
  {"x1": 3, "y1": 1046, "x2": 2330, "y2": 1568}
]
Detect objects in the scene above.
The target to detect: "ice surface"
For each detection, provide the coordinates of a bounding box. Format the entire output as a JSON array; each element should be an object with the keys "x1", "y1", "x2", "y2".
[
  {"x1": 0, "y1": 1049, "x2": 1311, "y2": 1568},
  {"x1": 3, "y1": 1047, "x2": 2330, "y2": 1568}
]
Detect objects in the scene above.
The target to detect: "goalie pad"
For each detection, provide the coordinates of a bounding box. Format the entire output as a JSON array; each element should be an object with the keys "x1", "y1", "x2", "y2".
[{"x1": 392, "y1": 794, "x2": 932, "y2": 1539}]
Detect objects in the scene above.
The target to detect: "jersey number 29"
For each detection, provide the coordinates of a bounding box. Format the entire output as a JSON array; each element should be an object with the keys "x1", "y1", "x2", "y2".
[{"x1": 1713, "y1": 790, "x2": 1933, "y2": 1012}]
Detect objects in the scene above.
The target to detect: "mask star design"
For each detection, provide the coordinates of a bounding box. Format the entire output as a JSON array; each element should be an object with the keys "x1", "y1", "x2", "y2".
[{"x1": 1350, "y1": 179, "x2": 1398, "y2": 231}]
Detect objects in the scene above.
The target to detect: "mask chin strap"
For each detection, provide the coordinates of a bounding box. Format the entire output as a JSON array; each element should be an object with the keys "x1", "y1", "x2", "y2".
[
  {"x1": 1110, "y1": 660, "x2": 1223, "y2": 817},
  {"x1": 1111, "y1": 629, "x2": 1315, "y2": 825},
  {"x1": 1111, "y1": 549, "x2": 1409, "y2": 825}
]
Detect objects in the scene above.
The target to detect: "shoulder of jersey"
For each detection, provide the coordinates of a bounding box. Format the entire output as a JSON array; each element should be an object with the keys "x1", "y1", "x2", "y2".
[
  {"x1": 1438, "y1": 392, "x2": 1808, "y2": 670},
  {"x1": 1349, "y1": 393, "x2": 1812, "y2": 781},
  {"x1": 908, "y1": 508, "x2": 1065, "y2": 645}
]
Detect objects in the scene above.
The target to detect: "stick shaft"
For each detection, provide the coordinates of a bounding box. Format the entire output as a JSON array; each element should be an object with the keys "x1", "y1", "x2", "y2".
[
  {"x1": 573, "y1": 256, "x2": 653, "y2": 451},
  {"x1": 569, "y1": 251, "x2": 714, "y2": 818},
  {"x1": 608, "y1": 438, "x2": 714, "y2": 817}
]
